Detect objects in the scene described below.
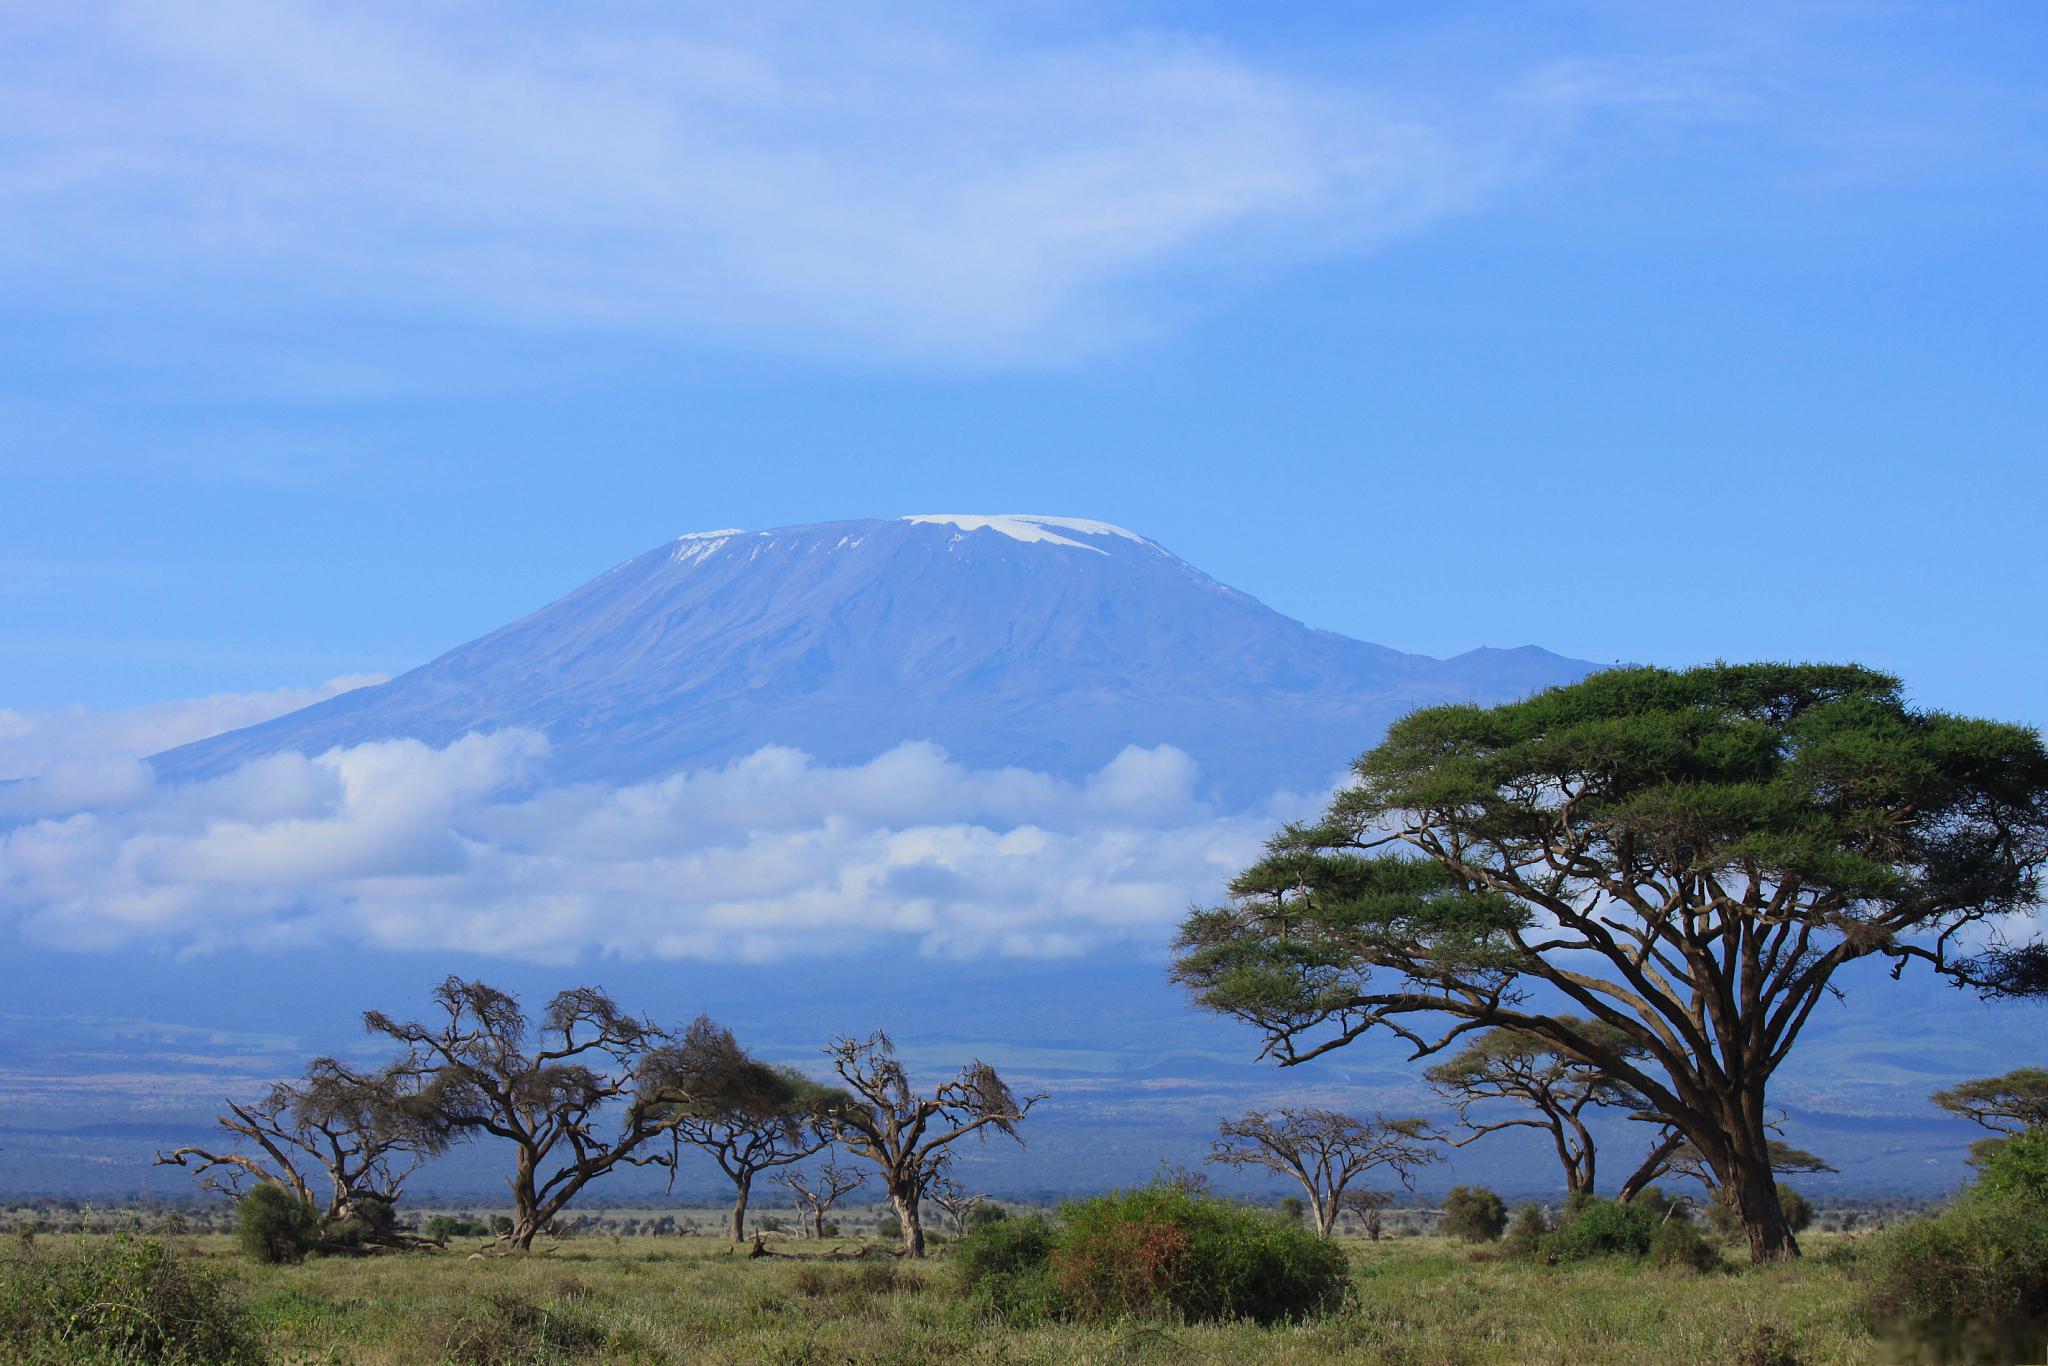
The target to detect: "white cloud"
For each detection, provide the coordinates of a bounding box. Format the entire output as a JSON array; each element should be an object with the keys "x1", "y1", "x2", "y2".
[
  {"x1": 0, "y1": 676, "x2": 384, "y2": 784},
  {"x1": 0, "y1": 730, "x2": 1279, "y2": 963},
  {"x1": 0, "y1": 4, "x2": 1510, "y2": 357}
]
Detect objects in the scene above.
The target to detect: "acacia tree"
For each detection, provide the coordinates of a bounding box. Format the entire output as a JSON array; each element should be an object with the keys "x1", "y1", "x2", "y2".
[
  {"x1": 775, "y1": 1157, "x2": 865, "y2": 1238},
  {"x1": 155, "y1": 1057, "x2": 448, "y2": 1234},
  {"x1": 1173, "y1": 665, "x2": 2048, "y2": 1260},
  {"x1": 1339, "y1": 1187, "x2": 1394, "y2": 1239},
  {"x1": 824, "y1": 1031, "x2": 1041, "y2": 1257},
  {"x1": 1621, "y1": 1134, "x2": 1833, "y2": 1208},
  {"x1": 665, "y1": 1020, "x2": 842, "y2": 1241},
  {"x1": 1424, "y1": 1019, "x2": 1651, "y2": 1198},
  {"x1": 367, "y1": 979, "x2": 783, "y2": 1251},
  {"x1": 1205, "y1": 1107, "x2": 1437, "y2": 1236},
  {"x1": 925, "y1": 1156, "x2": 987, "y2": 1238},
  {"x1": 1931, "y1": 1067, "x2": 2048, "y2": 1165}
]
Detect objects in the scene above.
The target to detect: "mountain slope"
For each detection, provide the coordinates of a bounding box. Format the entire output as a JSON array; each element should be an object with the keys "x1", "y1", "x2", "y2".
[{"x1": 153, "y1": 515, "x2": 1594, "y2": 796}]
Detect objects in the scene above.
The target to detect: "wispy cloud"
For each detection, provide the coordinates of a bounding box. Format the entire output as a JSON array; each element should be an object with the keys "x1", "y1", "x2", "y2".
[
  {"x1": 0, "y1": 4, "x2": 1515, "y2": 358},
  {"x1": 0, "y1": 730, "x2": 1291, "y2": 962}
]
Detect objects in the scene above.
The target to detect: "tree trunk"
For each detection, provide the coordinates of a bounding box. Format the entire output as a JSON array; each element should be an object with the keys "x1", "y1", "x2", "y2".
[
  {"x1": 890, "y1": 1185, "x2": 925, "y2": 1258},
  {"x1": 1722, "y1": 1141, "x2": 1798, "y2": 1262},
  {"x1": 729, "y1": 1177, "x2": 751, "y2": 1242},
  {"x1": 1310, "y1": 1188, "x2": 1338, "y2": 1237},
  {"x1": 507, "y1": 1150, "x2": 542, "y2": 1252}
]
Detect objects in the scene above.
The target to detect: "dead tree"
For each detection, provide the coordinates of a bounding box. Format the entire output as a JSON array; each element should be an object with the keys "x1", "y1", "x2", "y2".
[
  {"x1": 367, "y1": 979, "x2": 783, "y2": 1251},
  {"x1": 823, "y1": 1031, "x2": 1042, "y2": 1257},
  {"x1": 924, "y1": 1156, "x2": 987, "y2": 1238},
  {"x1": 665, "y1": 1020, "x2": 841, "y2": 1241},
  {"x1": 1205, "y1": 1108, "x2": 1438, "y2": 1236},
  {"x1": 155, "y1": 1057, "x2": 447, "y2": 1234},
  {"x1": 1424, "y1": 1019, "x2": 1651, "y2": 1198},
  {"x1": 775, "y1": 1158, "x2": 865, "y2": 1238}
]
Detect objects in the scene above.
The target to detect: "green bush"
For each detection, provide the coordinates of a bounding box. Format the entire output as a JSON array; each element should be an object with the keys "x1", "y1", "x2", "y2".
[
  {"x1": 1442, "y1": 1186, "x2": 1508, "y2": 1243},
  {"x1": 423, "y1": 1214, "x2": 491, "y2": 1241},
  {"x1": 1648, "y1": 1216, "x2": 1721, "y2": 1273},
  {"x1": 1860, "y1": 1195, "x2": 2048, "y2": 1364},
  {"x1": 0, "y1": 1235, "x2": 264, "y2": 1364},
  {"x1": 954, "y1": 1184, "x2": 1348, "y2": 1327},
  {"x1": 1974, "y1": 1130, "x2": 2048, "y2": 1206},
  {"x1": 1542, "y1": 1197, "x2": 1659, "y2": 1262},
  {"x1": 1777, "y1": 1184, "x2": 1814, "y2": 1234},
  {"x1": 1500, "y1": 1203, "x2": 1549, "y2": 1257},
  {"x1": 236, "y1": 1184, "x2": 318, "y2": 1264}
]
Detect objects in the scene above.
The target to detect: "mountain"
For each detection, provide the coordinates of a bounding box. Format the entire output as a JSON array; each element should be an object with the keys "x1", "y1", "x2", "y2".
[{"x1": 153, "y1": 514, "x2": 1592, "y2": 796}]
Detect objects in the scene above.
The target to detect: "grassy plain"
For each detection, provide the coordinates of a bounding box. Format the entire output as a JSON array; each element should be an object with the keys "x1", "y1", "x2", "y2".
[{"x1": 18, "y1": 1227, "x2": 1887, "y2": 1365}]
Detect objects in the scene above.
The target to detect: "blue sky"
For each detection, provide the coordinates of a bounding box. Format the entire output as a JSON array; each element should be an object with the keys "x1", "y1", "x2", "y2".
[{"x1": 3, "y1": 0, "x2": 2045, "y2": 728}]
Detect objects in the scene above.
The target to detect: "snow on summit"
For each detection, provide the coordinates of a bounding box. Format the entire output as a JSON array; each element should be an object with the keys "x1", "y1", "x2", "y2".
[{"x1": 902, "y1": 514, "x2": 1151, "y2": 553}]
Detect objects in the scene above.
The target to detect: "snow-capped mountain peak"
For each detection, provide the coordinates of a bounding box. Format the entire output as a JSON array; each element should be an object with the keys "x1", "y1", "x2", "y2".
[{"x1": 901, "y1": 514, "x2": 1154, "y2": 554}]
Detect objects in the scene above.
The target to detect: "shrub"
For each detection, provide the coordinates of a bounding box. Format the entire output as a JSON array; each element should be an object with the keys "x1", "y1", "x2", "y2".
[
  {"x1": 1441, "y1": 1186, "x2": 1508, "y2": 1243},
  {"x1": 237, "y1": 1184, "x2": 318, "y2": 1265},
  {"x1": 1860, "y1": 1196, "x2": 2048, "y2": 1364},
  {"x1": 1975, "y1": 1130, "x2": 2048, "y2": 1206},
  {"x1": 1648, "y1": 1217, "x2": 1721, "y2": 1273},
  {"x1": 1542, "y1": 1197, "x2": 1659, "y2": 1262},
  {"x1": 1500, "y1": 1203, "x2": 1549, "y2": 1257},
  {"x1": 954, "y1": 1185, "x2": 1348, "y2": 1327},
  {"x1": 424, "y1": 1214, "x2": 491, "y2": 1241},
  {"x1": 324, "y1": 1195, "x2": 398, "y2": 1249},
  {"x1": 445, "y1": 1289, "x2": 606, "y2": 1366},
  {"x1": 1277, "y1": 1196, "x2": 1306, "y2": 1223},
  {"x1": 1777, "y1": 1184, "x2": 1814, "y2": 1235},
  {"x1": 0, "y1": 1235, "x2": 264, "y2": 1364}
]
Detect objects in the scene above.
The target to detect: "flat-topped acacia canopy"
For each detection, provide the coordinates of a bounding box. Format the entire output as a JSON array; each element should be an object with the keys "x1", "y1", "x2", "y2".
[{"x1": 1173, "y1": 662, "x2": 2048, "y2": 1261}]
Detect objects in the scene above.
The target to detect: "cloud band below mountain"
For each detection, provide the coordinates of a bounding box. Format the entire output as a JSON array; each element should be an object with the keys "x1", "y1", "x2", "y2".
[{"x1": 0, "y1": 726, "x2": 1296, "y2": 963}]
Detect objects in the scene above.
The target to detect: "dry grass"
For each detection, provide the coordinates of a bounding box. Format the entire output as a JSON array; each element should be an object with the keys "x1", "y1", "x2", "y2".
[{"x1": 19, "y1": 1230, "x2": 1884, "y2": 1364}]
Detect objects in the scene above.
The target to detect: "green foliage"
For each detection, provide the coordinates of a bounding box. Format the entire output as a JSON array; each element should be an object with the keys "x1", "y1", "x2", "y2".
[
  {"x1": 1277, "y1": 1196, "x2": 1306, "y2": 1223},
  {"x1": 444, "y1": 1289, "x2": 607, "y2": 1365},
  {"x1": 951, "y1": 1214, "x2": 1059, "y2": 1324},
  {"x1": 0, "y1": 1235, "x2": 264, "y2": 1365},
  {"x1": 1441, "y1": 1186, "x2": 1508, "y2": 1243},
  {"x1": 1973, "y1": 1129, "x2": 2048, "y2": 1206},
  {"x1": 953, "y1": 1185, "x2": 1348, "y2": 1327},
  {"x1": 236, "y1": 1184, "x2": 318, "y2": 1265},
  {"x1": 1861, "y1": 1195, "x2": 2048, "y2": 1363},
  {"x1": 322, "y1": 1195, "x2": 397, "y2": 1249},
  {"x1": 1648, "y1": 1218, "x2": 1721, "y2": 1273},
  {"x1": 1542, "y1": 1198, "x2": 1659, "y2": 1262},
  {"x1": 1859, "y1": 1132, "x2": 2048, "y2": 1362},
  {"x1": 966, "y1": 1203, "x2": 1008, "y2": 1230},
  {"x1": 1501, "y1": 1203, "x2": 1549, "y2": 1257},
  {"x1": 1776, "y1": 1184, "x2": 1813, "y2": 1235}
]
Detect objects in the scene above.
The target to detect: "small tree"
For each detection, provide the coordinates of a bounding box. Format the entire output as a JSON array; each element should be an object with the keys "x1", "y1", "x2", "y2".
[
  {"x1": 367, "y1": 979, "x2": 784, "y2": 1250},
  {"x1": 926, "y1": 1158, "x2": 988, "y2": 1239},
  {"x1": 1933, "y1": 1067, "x2": 2048, "y2": 1166},
  {"x1": 1424, "y1": 1020, "x2": 1650, "y2": 1197},
  {"x1": 1628, "y1": 1134, "x2": 1833, "y2": 1216},
  {"x1": 1173, "y1": 664, "x2": 2048, "y2": 1260},
  {"x1": 1205, "y1": 1108, "x2": 1438, "y2": 1236},
  {"x1": 1441, "y1": 1185, "x2": 1508, "y2": 1242},
  {"x1": 157, "y1": 1057, "x2": 447, "y2": 1236},
  {"x1": 237, "y1": 1183, "x2": 318, "y2": 1264},
  {"x1": 775, "y1": 1158, "x2": 865, "y2": 1239},
  {"x1": 1339, "y1": 1188, "x2": 1393, "y2": 1239},
  {"x1": 663, "y1": 1020, "x2": 842, "y2": 1241},
  {"x1": 823, "y1": 1031, "x2": 1042, "y2": 1257}
]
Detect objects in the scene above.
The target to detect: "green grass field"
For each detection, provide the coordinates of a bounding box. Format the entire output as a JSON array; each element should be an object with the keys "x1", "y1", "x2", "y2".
[{"x1": 17, "y1": 1228, "x2": 1885, "y2": 1365}]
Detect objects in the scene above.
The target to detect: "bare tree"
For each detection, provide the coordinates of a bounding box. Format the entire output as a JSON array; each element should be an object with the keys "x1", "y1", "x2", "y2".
[
  {"x1": 1424, "y1": 1019, "x2": 1652, "y2": 1197},
  {"x1": 775, "y1": 1158, "x2": 865, "y2": 1239},
  {"x1": 823, "y1": 1031, "x2": 1042, "y2": 1257},
  {"x1": 664, "y1": 1020, "x2": 841, "y2": 1241},
  {"x1": 155, "y1": 1057, "x2": 447, "y2": 1234},
  {"x1": 366, "y1": 978, "x2": 783, "y2": 1250},
  {"x1": 1339, "y1": 1187, "x2": 1394, "y2": 1239},
  {"x1": 924, "y1": 1156, "x2": 987, "y2": 1239},
  {"x1": 1205, "y1": 1108, "x2": 1438, "y2": 1236}
]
